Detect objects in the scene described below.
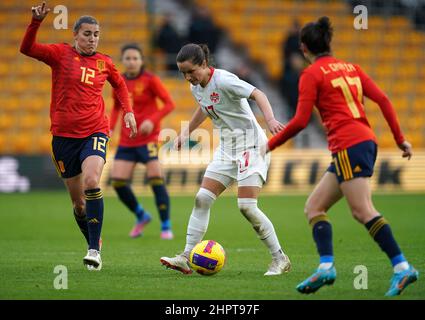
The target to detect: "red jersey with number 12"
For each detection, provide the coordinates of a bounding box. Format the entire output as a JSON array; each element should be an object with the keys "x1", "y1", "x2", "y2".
[{"x1": 20, "y1": 18, "x2": 132, "y2": 138}]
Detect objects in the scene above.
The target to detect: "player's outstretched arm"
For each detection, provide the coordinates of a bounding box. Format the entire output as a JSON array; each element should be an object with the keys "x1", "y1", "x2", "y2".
[
  {"x1": 20, "y1": 1, "x2": 60, "y2": 64},
  {"x1": 356, "y1": 66, "x2": 411, "y2": 159},
  {"x1": 174, "y1": 107, "x2": 207, "y2": 150},
  {"x1": 267, "y1": 100, "x2": 313, "y2": 152},
  {"x1": 31, "y1": 1, "x2": 50, "y2": 20},
  {"x1": 266, "y1": 72, "x2": 316, "y2": 152},
  {"x1": 250, "y1": 89, "x2": 284, "y2": 135}
]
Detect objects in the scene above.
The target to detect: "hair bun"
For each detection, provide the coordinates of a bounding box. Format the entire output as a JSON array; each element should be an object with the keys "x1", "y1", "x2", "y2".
[{"x1": 317, "y1": 16, "x2": 331, "y2": 32}]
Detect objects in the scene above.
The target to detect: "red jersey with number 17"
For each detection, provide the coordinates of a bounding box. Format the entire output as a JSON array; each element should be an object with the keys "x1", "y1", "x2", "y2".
[
  {"x1": 20, "y1": 18, "x2": 133, "y2": 138},
  {"x1": 268, "y1": 56, "x2": 404, "y2": 153}
]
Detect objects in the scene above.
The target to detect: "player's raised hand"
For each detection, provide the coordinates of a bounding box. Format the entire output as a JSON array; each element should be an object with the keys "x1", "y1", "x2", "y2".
[
  {"x1": 267, "y1": 118, "x2": 285, "y2": 135},
  {"x1": 31, "y1": 1, "x2": 50, "y2": 20},
  {"x1": 139, "y1": 119, "x2": 154, "y2": 136},
  {"x1": 124, "y1": 112, "x2": 137, "y2": 138},
  {"x1": 398, "y1": 140, "x2": 412, "y2": 160}
]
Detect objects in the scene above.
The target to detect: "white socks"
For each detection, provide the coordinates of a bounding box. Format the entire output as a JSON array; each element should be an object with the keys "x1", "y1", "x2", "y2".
[
  {"x1": 237, "y1": 198, "x2": 283, "y2": 255},
  {"x1": 184, "y1": 193, "x2": 284, "y2": 259},
  {"x1": 184, "y1": 188, "x2": 216, "y2": 255}
]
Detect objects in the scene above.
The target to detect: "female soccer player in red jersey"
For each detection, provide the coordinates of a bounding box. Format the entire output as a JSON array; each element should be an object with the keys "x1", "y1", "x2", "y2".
[
  {"x1": 20, "y1": 2, "x2": 137, "y2": 271},
  {"x1": 110, "y1": 44, "x2": 175, "y2": 240},
  {"x1": 266, "y1": 17, "x2": 418, "y2": 296}
]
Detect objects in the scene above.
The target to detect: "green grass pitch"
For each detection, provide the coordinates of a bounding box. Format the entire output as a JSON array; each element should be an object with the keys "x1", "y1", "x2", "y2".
[{"x1": 0, "y1": 191, "x2": 423, "y2": 300}]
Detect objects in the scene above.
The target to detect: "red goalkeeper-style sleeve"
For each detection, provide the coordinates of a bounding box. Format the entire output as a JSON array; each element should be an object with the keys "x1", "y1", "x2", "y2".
[
  {"x1": 268, "y1": 72, "x2": 316, "y2": 151},
  {"x1": 355, "y1": 65, "x2": 405, "y2": 145},
  {"x1": 147, "y1": 76, "x2": 176, "y2": 124},
  {"x1": 20, "y1": 17, "x2": 61, "y2": 65}
]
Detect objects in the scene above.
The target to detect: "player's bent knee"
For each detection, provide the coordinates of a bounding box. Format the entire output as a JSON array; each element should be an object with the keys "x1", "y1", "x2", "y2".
[
  {"x1": 304, "y1": 202, "x2": 322, "y2": 220},
  {"x1": 83, "y1": 175, "x2": 100, "y2": 190},
  {"x1": 351, "y1": 209, "x2": 376, "y2": 224},
  {"x1": 237, "y1": 199, "x2": 258, "y2": 221},
  {"x1": 73, "y1": 201, "x2": 85, "y2": 216},
  {"x1": 237, "y1": 198, "x2": 274, "y2": 238},
  {"x1": 194, "y1": 188, "x2": 216, "y2": 209}
]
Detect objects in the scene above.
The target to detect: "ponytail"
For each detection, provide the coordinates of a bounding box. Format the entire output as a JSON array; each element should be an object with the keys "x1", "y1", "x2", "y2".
[
  {"x1": 176, "y1": 43, "x2": 210, "y2": 66},
  {"x1": 300, "y1": 16, "x2": 333, "y2": 55}
]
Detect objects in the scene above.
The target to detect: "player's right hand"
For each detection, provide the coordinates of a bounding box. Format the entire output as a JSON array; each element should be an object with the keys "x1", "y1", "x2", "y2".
[
  {"x1": 267, "y1": 118, "x2": 285, "y2": 135},
  {"x1": 32, "y1": 1, "x2": 50, "y2": 20},
  {"x1": 398, "y1": 140, "x2": 412, "y2": 160},
  {"x1": 124, "y1": 112, "x2": 138, "y2": 138}
]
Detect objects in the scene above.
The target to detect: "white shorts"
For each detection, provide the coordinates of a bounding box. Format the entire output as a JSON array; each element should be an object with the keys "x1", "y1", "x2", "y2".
[{"x1": 204, "y1": 147, "x2": 270, "y2": 188}]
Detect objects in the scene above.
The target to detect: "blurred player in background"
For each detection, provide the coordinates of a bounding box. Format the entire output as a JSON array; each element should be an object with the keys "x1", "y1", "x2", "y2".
[
  {"x1": 110, "y1": 44, "x2": 175, "y2": 239},
  {"x1": 20, "y1": 2, "x2": 137, "y2": 271},
  {"x1": 266, "y1": 16, "x2": 418, "y2": 296},
  {"x1": 160, "y1": 43, "x2": 291, "y2": 276}
]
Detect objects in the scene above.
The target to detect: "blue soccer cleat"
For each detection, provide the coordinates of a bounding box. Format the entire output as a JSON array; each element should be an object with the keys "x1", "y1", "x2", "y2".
[
  {"x1": 385, "y1": 265, "x2": 419, "y2": 297},
  {"x1": 296, "y1": 265, "x2": 337, "y2": 294}
]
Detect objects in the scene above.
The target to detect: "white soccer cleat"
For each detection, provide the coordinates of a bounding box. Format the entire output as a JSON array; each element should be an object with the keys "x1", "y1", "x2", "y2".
[
  {"x1": 264, "y1": 254, "x2": 291, "y2": 276},
  {"x1": 83, "y1": 249, "x2": 102, "y2": 271},
  {"x1": 160, "y1": 254, "x2": 192, "y2": 275}
]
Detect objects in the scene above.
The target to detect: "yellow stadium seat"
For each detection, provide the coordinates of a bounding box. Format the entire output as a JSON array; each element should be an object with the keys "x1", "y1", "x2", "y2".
[
  {"x1": 0, "y1": 113, "x2": 14, "y2": 131},
  {"x1": 392, "y1": 97, "x2": 410, "y2": 112},
  {"x1": 3, "y1": 98, "x2": 21, "y2": 111},
  {"x1": 19, "y1": 114, "x2": 40, "y2": 130},
  {"x1": 10, "y1": 133, "x2": 34, "y2": 154},
  {"x1": 378, "y1": 131, "x2": 396, "y2": 148},
  {"x1": 412, "y1": 99, "x2": 425, "y2": 112}
]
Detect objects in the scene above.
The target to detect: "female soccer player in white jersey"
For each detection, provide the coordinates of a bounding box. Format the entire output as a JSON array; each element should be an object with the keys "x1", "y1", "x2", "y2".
[{"x1": 160, "y1": 43, "x2": 291, "y2": 275}]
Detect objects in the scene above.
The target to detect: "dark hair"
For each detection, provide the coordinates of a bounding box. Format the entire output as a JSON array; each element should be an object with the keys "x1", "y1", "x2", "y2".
[
  {"x1": 121, "y1": 43, "x2": 143, "y2": 57},
  {"x1": 176, "y1": 43, "x2": 210, "y2": 66},
  {"x1": 73, "y1": 15, "x2": 99, "y2": 33},
  {"x1": 300, "y1": 16, "x2": 333, "y2": 55}
]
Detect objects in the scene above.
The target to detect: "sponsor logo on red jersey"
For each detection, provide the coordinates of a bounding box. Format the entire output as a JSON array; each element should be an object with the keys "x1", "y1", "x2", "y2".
[{"x1": 96, "y1": 59, "x2": 106, "y2": 72}]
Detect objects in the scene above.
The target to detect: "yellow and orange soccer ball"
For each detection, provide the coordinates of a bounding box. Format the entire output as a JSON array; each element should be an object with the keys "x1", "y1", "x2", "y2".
[{"x1": 189, "y1": 240, "x2": 226, "y2": 276}]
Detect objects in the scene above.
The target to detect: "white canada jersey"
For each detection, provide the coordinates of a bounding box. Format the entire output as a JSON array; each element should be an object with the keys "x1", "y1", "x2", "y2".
[{"x1": 190, "y1": 68, "x2": 267, "y2": 151}]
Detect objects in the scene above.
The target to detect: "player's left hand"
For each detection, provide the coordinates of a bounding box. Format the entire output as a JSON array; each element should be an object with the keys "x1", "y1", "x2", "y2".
[
  {"x1": 124, "y1": 112, "x2": 137, "y2": 138},
  {"x1": 31, "y1": 1, "x2": 50, "y2": 20},
  {"x1": 267, "y1": 118, "x2": 285, "y2": 135},
  {"x1": 398, "y1": 140, "x2": 412, "y2": 160},
  {"x1": 139, "y1": 119, "x2": 154, "y2": 136}
]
